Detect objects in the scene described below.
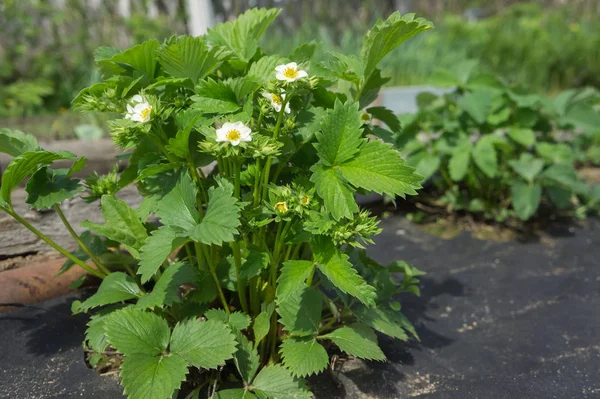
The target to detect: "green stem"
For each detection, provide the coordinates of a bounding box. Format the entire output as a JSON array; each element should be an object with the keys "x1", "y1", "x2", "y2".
[
  {"x1": 253, "y1": 158, "x2": 262, "y2": 207},
  {"x1": 197, "y1": 242, "x2": 230, "y2": 315},
  {"x1": 4, "y1": 208, "x2": 106, "y2": 279},
  {"x1": 261, "y1": 99, "x2": 288, "y2": 201},
  {"x1": 54, "y1": 204, "x2": 111, "y2": 276}
]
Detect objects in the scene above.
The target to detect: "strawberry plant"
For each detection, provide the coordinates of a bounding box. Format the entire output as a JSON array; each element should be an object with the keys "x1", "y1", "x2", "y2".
[
  {"x1": 0, "y1": 9, "x2": 431, "y2": 399},
  {"x1": 395, "y1": 65, "x2": 600, "y2": 222}
]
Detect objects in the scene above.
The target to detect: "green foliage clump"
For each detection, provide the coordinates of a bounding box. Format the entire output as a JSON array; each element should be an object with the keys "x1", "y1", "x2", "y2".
[
  {"x1": 0, "y1": 9, "x2": 431, "y2": 399},
  {"x1": 395, "y1": 64, "x2": 600, "y2": 222}
]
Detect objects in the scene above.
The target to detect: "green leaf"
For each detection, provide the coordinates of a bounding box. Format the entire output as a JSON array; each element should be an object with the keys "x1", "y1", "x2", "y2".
[
  {"x1": 314, "y1": 100, "x2": 363, "y2": 167},
  {"x1": 414, "y1": 152, "x2": 440, "y2": 181},
  {"x1": 507, "y1": 128, "x2": 536, "y2": 147},
  {"x1": 277, "y1": 286, "x2": 322, "y2": 336},
  {"x1": 215, "y1": 389, "x2": 257, "y2": 399},
  {"x1": 252, "y1": 306, "x2": 273, "y2": 347},
  {"x1": 563, "y1": 103, "x2": 600, "y2": 135},
  {"x1": 310, "y1": 164, "x2": 358, "y2": 220},
  {"x1": 473, "y1": 136, "x2": 498, "y2": 178},
  {"x1": 312, "y1": 236, "x2": 376, "y2": 306},
  {"x1": 276, "y1": 260, "x2": 315, "y2": 303},
  {"x1": 0, "y1": 129, "x2": 40, "y2": 156},
  {"x1": 229, "y1": 312, "x2": 252, "y2": 331},
  {"x1": 280, "y1": 337, "x2": 329, "y2": 377},
  {"x1": 233, "y1": 332, "x2": 260, "y2": 384},
  {"x1": 247, "y1": 55, "x2": 287, "y2": 83},
  {"x1": 192, "y1": 79, "x2": 240, "y2": 114},
  {"x1": 353, "y1": 306, "x2": 409, "y2": 341},
  {"x1": 107, "y1": 39, "x2": 159, "y2": 80},
  {"x1": 136, "y1": 262, "x2": 199, "y2": 309},
  {"x1": 157, "y1": 172, "x2": 199, "y2": 231},
  {"x1": 240, "y1": 245, "x2": 270, "y2": 279},
  {"x1": 207, "y1": 8, "x2": 281, "y2": 62},
  {"x1": 157, "y1": 36, "x2": 230, "y2": 84},
  {"x1": 449, "y1": 141, "x2": 472, "y2": 181},
  {"x1": 541, "y1": 164, "x2": 588, "y2": 195},
  {"x1": 82, "y1": 195, "x2": 148, "y2": 258},
  {"x1": 25, "y1": 167, "x2": 83, "y2": 209},
  {"x1": 536, "y1": 143, "x2": 574, "y2": 165},
  {"x1": 360, "y1": 12, "x2": 433, "y2": 78},
  {"x1": 190, "y1": 185, "x2": 241, "y2": 245},
  {"x1": 120, "y1": 354, "x2": 188, "y2": 399},
  {"x1": 458, "y1": 90, "x2": 495, "y2": 124},
  {"x1": 104, "y1": 307, "x2": 170, "y2": 356},
  {"x1": 339, "y1": 140, "x2": 422, "y2": 198},
  {"x1": 170, "y1": 318, "x2": 237, "y2": 369},
  {"x1": 508, "y1": 154, "x2": 545, "y2": 183},
  {"x1": 320, "y1": 324, "x2": 386, "y2": 361},
  {"x1": 511, "y1": 182, "x2": 542, "y2": 221},
  {"x1": 138, "y1": 226, "x2": 188, "y2": 283},
  {"x1": 78, "y1": 272, "x2": 142, "y2": 312},
  {"x1": 366, "y1": 106, "x2": 401, "y2": 132},
  {"x1": 1, "y1": 150, "x2": 76, "y2": 206},
  {"x1": 251, "y1": 365, "x2": 311, "y2": 399}
]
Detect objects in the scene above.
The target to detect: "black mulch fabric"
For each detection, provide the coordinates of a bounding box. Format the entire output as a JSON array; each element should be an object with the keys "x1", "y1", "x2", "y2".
[{"x1": 1, "y1": 216, "x2": 599, "y2": 398}]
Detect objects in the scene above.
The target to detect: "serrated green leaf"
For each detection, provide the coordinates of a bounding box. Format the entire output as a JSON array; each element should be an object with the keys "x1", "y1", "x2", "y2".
[
  {"x1": 277, "y1": 286, "x2": 322, "y2": 336},
  {"x1": 215, "y1": 389, "x2": 257, "y2": 399},
  {"x1": 78, "y1": 272, "x2": 141, "y2": 312},
  {"x1": 25, "y1": 167, "x2": 83, "y2": 209},
  {"x1": 229, "y1": 312, "x2": 252, "y2": 331},
  {"x1": 366, "y1": 106, "x2": 401, "y2": 132},
  {"x1": 339, "y1": 140, "x2": 422, "y2": 198},
  {"x1": 276, "y1": 260, "x2": 315, "y2": 303},
  {"x1": 414, "y1": 152, "x2": 440, "y2": 182},
  {"x1": 353, "y1": 306, "x2": 409, "y2": 341},
  {"x1": 240, "y1": 245, "x2": 270, "y2": 279},
  {"x1": 312, "y1": 236, "x2": 376, "y2": 306},
  {"x1": 449, "y1": 141, "x2": 472, "y2": 181},
  {"x1": 247, "y1": 55, "x2": 287, "y2": 83},
  {"x1": 473, "y1": 136, "x2": 498, "y2": 178},
  {"x1": 104, "y1": 307, "x2": 170, "y2": 356},
  {"x1": 136, "y1": 262, "x2": 199, "y2": 309},
  {"x1": 192, "y1": 79, "x2": 240, "y2": 114},
  {"x1": 157, "y1": 172, "x2": 199, "y2": 231},
  {"x1": 138, "y1": 226, "x2": 188, "y2": 283},
  {"x1": 0, "y1": 128, "x2": 40, "y2": 156},
  {"x1": 157, "y1": 36, "x2": 230, "y2": 84},
  {"x1": 206, "y1": 8, "x2": 281, "y2": 62},
  {"x1": 82, "y1": 195, "x2": 148, "y2": 258},
  {"x1": 314, "y1": 100, "x2": 363, "y2": 167},
  {"x1": 310, "y1": 164, "x2": 358, "y2": 220},
  {"x1": 536, "y1": 142, "x2": 574, "y2": 165},
  {"x1": 320, "y1": 323, "x2": 385, "y2": 361},
  {"x1": 120, "y1": 354, "x2": 188, "y2": 399},
  {"x1": 511, "y1": 182, "x2": 542, "y2": 221},
  {"x1": 358, "y1": 68, "x2": 390, "y2": 109},
  {"x1": 360, "y1": 12, "x2": 433, "y2": 78},
  {"x1": 280, "y1": 337, "x2": 329, "y2": 377},
  {"x1": 508, "y1": 154, "x2": 545, "y2": 183},
  {"x1": 251, "y1": 365, "x2": 311, "y2": 399},
  {"x1": 170, "y1": 318, "x2": 237, "y2": 369},
  {"x1": 1, "y1": 150, "x2": 76, "y2": 206},
  {"x1": 541, "y1": 164, "x2": 588, "y2": 195},
  {"x1": 507, "y1": 127, "x2": 536, "y2": 147},
  {"x1": 233, "y1": 332, "x2": 260, "y2": 384},
  {"x1": 190, "y1": 185, "x2": 241, "y2": 245},
  {"x1": 106, "y1": 39, "x2": 158, "y2": 80}
]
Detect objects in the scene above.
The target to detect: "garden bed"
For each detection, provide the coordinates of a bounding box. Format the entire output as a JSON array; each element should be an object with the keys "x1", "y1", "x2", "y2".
[{"x1": 1, "y1": 212, "x2": 598, "y2": 398}]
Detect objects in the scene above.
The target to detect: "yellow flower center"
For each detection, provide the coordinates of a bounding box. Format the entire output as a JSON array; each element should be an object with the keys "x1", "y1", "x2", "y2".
[
  {"x1": 226, "y1": 129, "x2": 241, "y2": 141},
  {"x1": 301, "y1": 195, "x2": 310, "y2": 206},
  {"x1": 275, "y1": 201, "x2": 288, "y2": 213},
  {"x1": 140, "y1": 107, "x2": 152, "y2": 120},
  {"x1": 361, "y1": 112, "x2": 371, "y2": 121},
  {"x1": 283, "y1": 67, "x2": 299, "y2": 79},
  {"x1": 270, "y1": 94, "x2": 282, "y2": 105}
]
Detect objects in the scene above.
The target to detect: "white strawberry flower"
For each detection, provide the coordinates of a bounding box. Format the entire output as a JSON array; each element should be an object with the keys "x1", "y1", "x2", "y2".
[
  {"x1": 215, "y1": 121, "x2": 252, "y2": 146},
  {"x1": 262, "y1": 90, "x2": 291, "y2": 114},
  {"x1": 125, "y1": 94, "x2": 152, "y2": 123},
  {"x1": 275, "y1": 62, "x2": 308, "y2": 82}
]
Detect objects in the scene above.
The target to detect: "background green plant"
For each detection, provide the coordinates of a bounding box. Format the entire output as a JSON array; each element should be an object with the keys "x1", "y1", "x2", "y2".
[
  {"x1": 392, "y1": 64, "x2": 600, "y2": 222},
  {"x1": 0, "y1": 9, "x2": 432, "y2": 399}
]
